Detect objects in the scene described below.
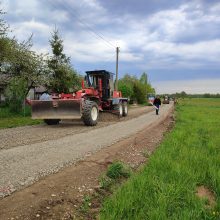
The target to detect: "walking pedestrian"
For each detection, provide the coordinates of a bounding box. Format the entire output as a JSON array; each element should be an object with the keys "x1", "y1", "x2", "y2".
[{"x1": 153, "y1": 95, "x2": 161, "y2": 115}]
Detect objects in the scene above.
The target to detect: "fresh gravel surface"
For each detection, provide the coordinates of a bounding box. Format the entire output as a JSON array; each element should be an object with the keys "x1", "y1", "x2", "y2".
[
  {"x1": 0, "y1": 104, "x2": 172, "y2": 198},
  {"x1": 0, "y1": 106, "x2": 151, "y2": 150}
]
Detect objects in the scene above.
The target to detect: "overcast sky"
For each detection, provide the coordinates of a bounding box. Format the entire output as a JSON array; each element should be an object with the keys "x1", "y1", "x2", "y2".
[{"x1": 1, "y1": 0, "x2": 220, "y2": 94}]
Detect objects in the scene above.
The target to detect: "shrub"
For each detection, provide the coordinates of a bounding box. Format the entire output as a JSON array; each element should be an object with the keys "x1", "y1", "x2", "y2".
[{"x1": 106, "y1": 162, "x2": 131, "y2": 180}]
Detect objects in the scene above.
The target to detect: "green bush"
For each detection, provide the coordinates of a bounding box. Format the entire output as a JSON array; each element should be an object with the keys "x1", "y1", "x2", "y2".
[
  {"x1": 118, "y1": 81, "x2": 133, "y2": 99},
  {"x1": 106, "y1": 162, "x2": 131, "y2": 180},
  {"x1": 133, "y1": 82, "x2": 146, "y2": 104},
  {"x1": 5, "y1": 77, "x2": 27, "y2": 113}
]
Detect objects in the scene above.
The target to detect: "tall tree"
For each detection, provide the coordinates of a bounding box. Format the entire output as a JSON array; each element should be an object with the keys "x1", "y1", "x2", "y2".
[
  {"x1": 0, "y1": 7, "x2": 50, "y2": 112},
  {"x1": 139, "y1": 72, "x2": 155, "y2": 95},
  {"x1": 5, "y1": 37, "x2": 50, "y2": 112},
  {"x1": 139, "y1": 72, "x2": 148, "y2": 85},
  {"x1": 48, "y1": 29, "x2": 79, "y2": 93}
]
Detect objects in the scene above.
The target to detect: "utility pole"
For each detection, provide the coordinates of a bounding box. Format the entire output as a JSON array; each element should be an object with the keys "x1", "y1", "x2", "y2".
[{"x1": 115, "y1": 46, "x2": 120, "y2": 91}]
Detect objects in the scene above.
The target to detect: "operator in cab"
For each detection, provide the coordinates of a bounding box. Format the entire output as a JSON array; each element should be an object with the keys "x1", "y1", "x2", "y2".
[{"x1": 40, "y1": 90, "x2": 52, "y2": 101}]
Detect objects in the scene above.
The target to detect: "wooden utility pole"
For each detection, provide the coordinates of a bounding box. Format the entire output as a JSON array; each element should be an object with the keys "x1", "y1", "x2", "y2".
[{"x1": 115, "y1": 47, "x2": 120, "y2": 91}]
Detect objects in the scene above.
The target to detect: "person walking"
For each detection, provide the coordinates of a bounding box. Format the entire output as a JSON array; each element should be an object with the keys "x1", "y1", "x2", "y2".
[{"x1": 153, "y1": 95, "x2": 161, "y2": 115}]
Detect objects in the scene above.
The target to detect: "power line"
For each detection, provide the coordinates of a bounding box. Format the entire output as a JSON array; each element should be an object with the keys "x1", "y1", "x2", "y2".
[{"x1": 47, "y1": 0, "x2": 116, "y2": 49}]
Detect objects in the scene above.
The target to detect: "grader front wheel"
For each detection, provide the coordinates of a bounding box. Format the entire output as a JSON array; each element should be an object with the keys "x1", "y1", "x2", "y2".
[{"x1": 82, "y1": 101, "x2": 99, "y2": 126}]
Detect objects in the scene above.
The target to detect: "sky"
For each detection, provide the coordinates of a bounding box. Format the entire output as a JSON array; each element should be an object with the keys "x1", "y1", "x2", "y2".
[{"x1": 1, "y1": 0, "x2": 220, "y2": 94}]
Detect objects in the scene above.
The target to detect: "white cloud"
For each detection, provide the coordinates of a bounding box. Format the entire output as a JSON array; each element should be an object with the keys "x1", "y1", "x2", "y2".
[
  {"x1": 141, "y1": 39, "x2": 220, "y2": 68},
  {"x1": 10, "y1": 19, "x2": 51, "y2": 42},
  {"x1": 6, "y1": 0, "x2": 39, "y2": 17},
  {"x1": 20, "y1": 19, "x2": 50, "y2": 32},
  {"x1": 155, "y1": 79, "x2": 220, "y2": 94},
  {"x1": 2, "y1": 0, "x2": 220, "y2": 81}
]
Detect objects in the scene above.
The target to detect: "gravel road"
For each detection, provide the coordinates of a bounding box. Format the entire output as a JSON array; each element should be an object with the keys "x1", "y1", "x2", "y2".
[
  {"x1": 0, "y1": 106, "x2": 151, "y2": 150},
  {"x1": 0, "y1": 104, "x2": 173, "y2": 198}
]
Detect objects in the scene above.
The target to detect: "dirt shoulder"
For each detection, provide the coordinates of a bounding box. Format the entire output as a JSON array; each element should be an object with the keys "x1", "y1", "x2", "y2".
[{"x1": 0, "y1": 105, "x2": 174, "y2": 220}]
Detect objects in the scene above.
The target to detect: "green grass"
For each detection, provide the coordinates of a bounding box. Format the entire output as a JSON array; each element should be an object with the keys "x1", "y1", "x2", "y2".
[
  {"x1": 100, "y1": 98, "x2": 220, "y2": 220},
  {"x1": 0, "y1": 106, "x2": 42, "y2": 129},
  {"x1": 99, "y1": 161, "x2": 131, "y2": 190},
  {"x1": 106, "y1": 162, "x2": 131, "y2": 180}
]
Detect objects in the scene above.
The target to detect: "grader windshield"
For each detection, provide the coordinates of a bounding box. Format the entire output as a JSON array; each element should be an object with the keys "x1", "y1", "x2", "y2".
[{"x1": 86, "y1": 70, "x2": 114, "y2": 100}]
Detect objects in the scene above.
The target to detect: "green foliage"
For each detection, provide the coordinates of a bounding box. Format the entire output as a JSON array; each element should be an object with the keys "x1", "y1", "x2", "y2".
[
  {"x1": 1, "y1": 10, "x2": 49, "y2": 112},
  {"x1": 99, "y1": 175, "x2": 113, "y2": 189},
  {"x1": 164, "y1": 92, "x2": 220, "y2": 99},
  {"x1": 2, "y1": 37, "x2": 49, "y2": 111},
  {"x1": 118, "y1": 73, "x2": 155, "y2": 104},
  {"x1": 139, "y1": 72, "x2": 155, "y2": 98},
  {"x1": 48, "y1": 29, "x2": 80, "y2": 93},
  {"x1": 133, "y1": 82, "x2": 146, "y2": 104},
  {"x1": 106, "y1": 162, "x2": 131, "y2": 180},
  {"x1": 0, "y1": 8, "x2": 82, "y2": 116},
  {"x1": 139, "y1": 72, "x2": 148, "y2": 85},
  {"x1": 118, "y1": 81, "x2": 133, "y2": 98},
  {"x1": 5, "y1": 77, "x2": 27, "y2": 112},
  {"x1": 100, "y1": 98, "x2": 220, "y2": 220},
  {"x1": 99, "y1": 162, "x2": 131, "y2": 191},
  {"x1": 80, "y1": 195, "x2": 92, "y2": 214}
]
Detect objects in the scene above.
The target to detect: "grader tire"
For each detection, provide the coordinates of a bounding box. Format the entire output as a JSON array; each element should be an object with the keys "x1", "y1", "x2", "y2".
[
  {"x1": 114, "y1": 103, "x2": 123, "y2": 117},
  {"x1": 82, "y1": 101, "x2": 99, "y2": 126},
  {"x1": 122, "y1": 102, "x2": 128, "y2": 117}
]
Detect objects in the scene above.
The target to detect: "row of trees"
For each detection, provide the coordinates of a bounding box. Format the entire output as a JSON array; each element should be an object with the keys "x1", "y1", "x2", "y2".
[
  {"x1": 160, "y1": 91, "x2": 220, "y2": 99},
  {"x1": 118, "y1": 72, "x2": 155, "y2": 104},
  {"x1": 0, "y1": 9, "x2": 81, "y2": 112},
  {"x1": 167, "y1": 92, "x2": 220, "y2": 98}
]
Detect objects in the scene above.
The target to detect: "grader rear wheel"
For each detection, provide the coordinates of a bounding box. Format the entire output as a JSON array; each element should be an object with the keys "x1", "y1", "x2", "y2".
[
  {"x1": 122, "y1": 102, "x2": 128, "y2": 117},
  {"x1": 114, "y1": 103, "x2": 123, "y2": 117}
]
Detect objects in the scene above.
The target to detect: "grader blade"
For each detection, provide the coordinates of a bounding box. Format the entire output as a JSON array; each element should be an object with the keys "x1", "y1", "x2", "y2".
[{"x1": 31, "y1": 99, "x2": 81, "y2": 119}]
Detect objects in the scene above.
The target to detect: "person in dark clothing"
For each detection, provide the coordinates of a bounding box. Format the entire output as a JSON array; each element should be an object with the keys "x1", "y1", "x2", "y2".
[{"x1": 153, "y1": 96, "x2": 161, "y2": 115}]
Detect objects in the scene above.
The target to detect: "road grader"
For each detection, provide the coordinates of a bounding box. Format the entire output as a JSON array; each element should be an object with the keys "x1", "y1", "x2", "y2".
[{"x1": 30, "y1": 70, "x2": 128, "y2": 126}]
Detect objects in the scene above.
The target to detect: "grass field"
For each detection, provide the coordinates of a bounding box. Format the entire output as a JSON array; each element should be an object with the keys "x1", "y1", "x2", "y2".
[
  {"x1": 0, "y1": 106, "x2": 42, "y2": 129},
  {"x1": 100, "y1": 98, "x2": 220, "y2": 220}
]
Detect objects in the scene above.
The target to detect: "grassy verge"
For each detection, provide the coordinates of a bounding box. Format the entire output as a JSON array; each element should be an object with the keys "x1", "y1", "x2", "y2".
[
  {"x1": 100, "y1": 98, "x2": 220, "y2": 220},
  {"x1": 78, "y1": 161, "x2": 131, "y2": 219},
  {"x1": 0, "y1": 106, "x2": 42, "y2": 129}
]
